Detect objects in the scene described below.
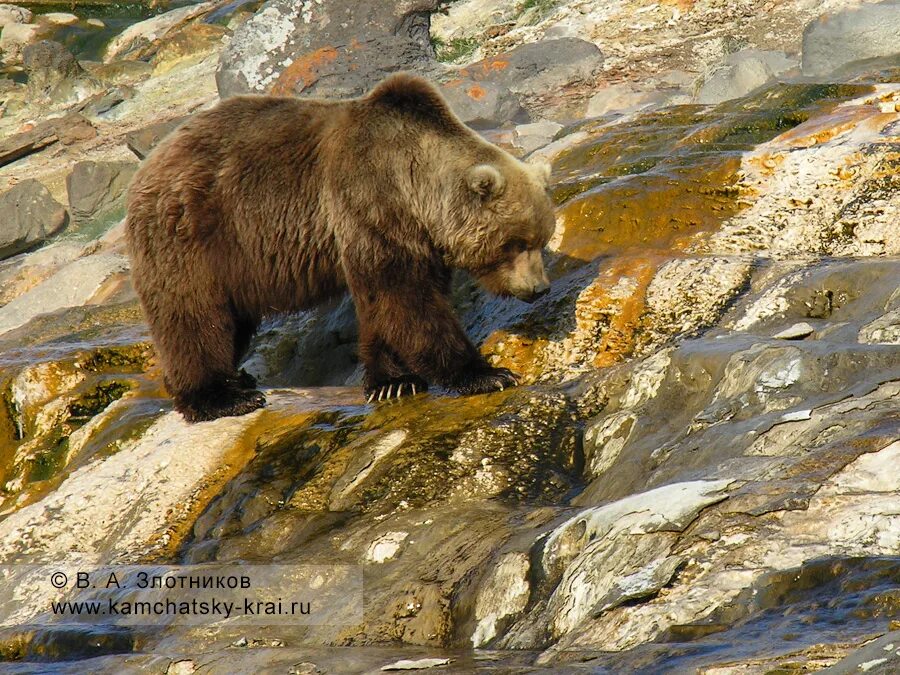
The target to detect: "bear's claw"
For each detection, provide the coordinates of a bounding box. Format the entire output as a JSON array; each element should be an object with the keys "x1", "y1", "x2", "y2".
[
  {"x1": 451, "y1": 366, "x2": 519, "y2": 395},
  {"x1": 365, "y1": 375, "x2": 428, "y2": 404}
]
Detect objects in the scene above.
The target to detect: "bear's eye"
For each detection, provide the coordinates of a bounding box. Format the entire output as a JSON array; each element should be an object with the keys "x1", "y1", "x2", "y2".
[{"x1": 503, "y1": 239, "x2": 528, "y2": 255}]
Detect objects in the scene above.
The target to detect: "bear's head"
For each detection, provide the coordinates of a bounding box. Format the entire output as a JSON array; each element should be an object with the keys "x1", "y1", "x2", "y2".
[
  {"x1": 455, "y1": 156, "x2": 555, "y2": 303},
  {"x1": 365, "y1": 73, "x2": 557, "y2": 302}
]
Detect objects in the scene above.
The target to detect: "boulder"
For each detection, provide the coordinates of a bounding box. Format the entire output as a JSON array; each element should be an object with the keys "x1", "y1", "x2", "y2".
[
  {"x1": 65, "y1": 160, "x2": 138, "y2": 225},
  {"x1": 802, "y1": 0, "x2": 900, "y2": 77},
  {"x1": 23, "y1": 40, "x2": 102, "y2": 106},
  {"x1": 0, "y1": 22, "x2": 45, "y2": 66},
  {"x1": 697, "y1": 50, "x2": 796, "y2": 104},
  {"x1": 0, "y1": 180, "x2": 68, "y2": 261},
  {"x1": 104, "y1": 2, "x2": 213, "y2": 62},
  {"x1": 0, "y1": 3, "x2": 31, "y2": 28},
  {"x1": 440, "y1": 77, "x2": 528, "y2": 128},
  {"x1": 216, "y1": 0, "x2": 441, "y2": 98},
  {"x1": 440, "y1": 38, "x2": 603, "y2": 125}
]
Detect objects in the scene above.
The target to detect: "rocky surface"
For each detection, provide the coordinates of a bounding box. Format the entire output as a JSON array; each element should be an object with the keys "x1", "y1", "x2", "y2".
[{"x1": 0, "y1": 0, "x2": 898, "y2": 673}]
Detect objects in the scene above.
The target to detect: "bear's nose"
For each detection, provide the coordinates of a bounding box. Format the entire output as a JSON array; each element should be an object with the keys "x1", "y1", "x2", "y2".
[{"x1": 518, "y1": 285, "x2": 549, "y2": 303}]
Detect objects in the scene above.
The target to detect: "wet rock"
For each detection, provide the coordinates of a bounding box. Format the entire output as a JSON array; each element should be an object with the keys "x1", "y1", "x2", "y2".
[
  {"x1": 0, "y1": 253, "x2": 128, "y2": 334},
  {"x1": 38, "y1": 12, "x2": 78, "y2": 27},
  {"x1": 216, "y1": 0, "x2": 441, "y2": 98},
  {"x1": 802, "y1": 0, "x2": 900, "y2": 77},
  {"x1": 694, "y1": 85, "x2": 900, "y2": 257},
  {"x1": 381, "y1": 657, "x2": 450, "y2": 670},
  {"x1": 639, "y1": 257, "x2": 752, "y2": 349},
  {"x1": 104, "y1": 3, "x2": 214, "y2": 63},
  {"x1": 65, "y1": 160, "x2": 138, "y2": 226},
  {"x1": 0, "y1": 4, "x2": 30, "y2": 28},
  {"x1": 23, "y1": 40, "x2": 101, "y2": 106},
  {"x1": 697, "y1": 49, "x2": 796, "y2": 104},
  {"x1": 124, "y1": 116, "x2": 189, "y2": 159},
  {"x1": 0, "y1": 180, "x2": 68, "y2": 261}
]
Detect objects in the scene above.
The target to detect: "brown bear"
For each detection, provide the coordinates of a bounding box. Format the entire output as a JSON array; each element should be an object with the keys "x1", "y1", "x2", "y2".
[{"x1": 125, "y1": 73, "x2": 554, "y2": 422}]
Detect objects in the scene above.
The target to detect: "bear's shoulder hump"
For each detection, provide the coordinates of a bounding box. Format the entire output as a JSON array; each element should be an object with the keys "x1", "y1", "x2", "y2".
[{"x1": 366, "y1": 72, "x2": 459, "y2": 131}]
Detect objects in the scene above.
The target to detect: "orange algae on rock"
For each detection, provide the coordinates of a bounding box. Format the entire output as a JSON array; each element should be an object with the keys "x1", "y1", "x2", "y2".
[{"x1": 269, "y1": 46, "x2": 339, "y2": 95}]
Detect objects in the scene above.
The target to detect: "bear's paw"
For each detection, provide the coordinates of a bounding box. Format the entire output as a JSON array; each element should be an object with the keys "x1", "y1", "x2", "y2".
[
  {"x1": 176, "y1": 387, "x2": 266, "y2": 423},
  {"x1": 450, "y1": 366, "x2": 519, "y2": 396}
]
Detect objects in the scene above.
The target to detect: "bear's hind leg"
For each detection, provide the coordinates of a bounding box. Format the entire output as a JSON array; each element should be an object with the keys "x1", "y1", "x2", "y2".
[{"x1": 151, "y1": 301, "x2": 265, "y2": 423}]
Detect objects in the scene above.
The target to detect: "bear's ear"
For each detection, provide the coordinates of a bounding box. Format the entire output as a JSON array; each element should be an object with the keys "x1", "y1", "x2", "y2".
[
  {"x1": 527, "y1": 158, "x2": 552, "y2": 187},
  {"x1": 466, "y1": 164, "x2": 506, "y2": 200}
]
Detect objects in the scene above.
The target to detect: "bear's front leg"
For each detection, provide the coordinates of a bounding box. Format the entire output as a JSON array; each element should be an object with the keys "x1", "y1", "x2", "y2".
[
  {"x1": 359, "y1": 335, "x2": 428, "y2": 402},
  {"x1": 349, "y1": 270, "x2": 519, "y2": 400}
]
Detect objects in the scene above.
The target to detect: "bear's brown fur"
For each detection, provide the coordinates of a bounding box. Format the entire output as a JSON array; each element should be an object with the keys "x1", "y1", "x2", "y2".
[{"x1": 125, "y1": 73, "x2": 555, "y2": 422}]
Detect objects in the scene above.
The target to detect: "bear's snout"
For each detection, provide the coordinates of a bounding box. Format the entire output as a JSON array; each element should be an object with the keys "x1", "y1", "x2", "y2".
[
  {"x1": 515, "y1": 284, "x2": 550, "y2": 303},
  {"x1": 509, "y1": 249, "x2": 550, "y2": 302}
]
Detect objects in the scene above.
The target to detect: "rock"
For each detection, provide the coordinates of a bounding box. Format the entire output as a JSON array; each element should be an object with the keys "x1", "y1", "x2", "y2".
[
  {"x1": 38, "y1": 12, "x2": 78, "y2": 26},
  {"x1": 65, "y1": 160, "x2": 138, "y2": 226},
  {"x1": 772, "y1": 321, "x2": 815, "y2": 340},
  {"x1": 440, "y1": 77, "x2": 528, "y2": 128},
  {"x1": 381, "y1": 658, "x2": 451, "y2": 671},
  {"x1": 801, "y1": 0, "x2": 900, "y2": 77},
  {"x1": 513, "y1": 120, "x2": 562, "y2": 154},
  {"x1": 0, "y1": 120, "x2": 58, "y2": 167},
  {"x1": 150, "y1": 23, "x2": 227, "y2": 76},
  {"x1": 104, "y1": 2, "x2": 214, "y2": 62},
  {"x1": 0, "y1": 241, "x2": 83, "y2": 306},
  {"x1": 697, "y1": 50, "x2": 796, "y2": 104},
  {"x1": 0, "y1": 253, "x2": 128, "y2": 334},
  {"x1": 86, "y1": 18, "x2": 104, "y2": 29},
  {"x1": 0, "y1": 22, "x2": 45, "y2": 66},
  {"x1": 124, "y1": 116, "x2": 189, "y2": 159},
  {"x1": 430, "y1": 0, "x2": 514, "y2": 43},
  {"x1": 77, "y1": 85, "x2": 135, "y2": 118},
  {"x1": 216, "y1": 0, "x2": 441, "y2": 98},
  {"x1": 0, "y1": 3, "x2": 30, "y2": 28},
  {"x1": 52, "y1": 112, "x2": 96, "y2": 144},
  {"x1": 501, "y1": 39, "x2": 603, "y2": 98},
  {"x1": 586, "y1": 83, "x2": 665, "y2": 117},
  {"x1": 0, "y1": 180, "x2": 68, "y2": 261},
  {"x1": 440, "y1": 38, "x2": 603, "y2": 125},
  {"x1": 82, "y1": 59, "x2": 152, "y2": 86},
  {"x1": 23, "y1": 40, "x2": 101, "y2": 106}
]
